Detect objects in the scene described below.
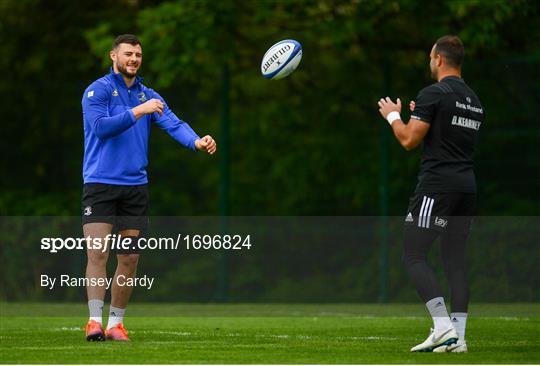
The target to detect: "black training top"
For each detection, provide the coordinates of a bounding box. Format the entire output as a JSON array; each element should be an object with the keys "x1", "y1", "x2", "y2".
[{"x1": 411, "y1": 76, "x2": 484, "y2": 193}]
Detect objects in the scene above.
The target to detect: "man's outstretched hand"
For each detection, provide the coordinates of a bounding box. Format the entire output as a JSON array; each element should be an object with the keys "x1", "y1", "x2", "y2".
[{"x1": 195, "y1": 135, "x2": 217, "y2": 155}]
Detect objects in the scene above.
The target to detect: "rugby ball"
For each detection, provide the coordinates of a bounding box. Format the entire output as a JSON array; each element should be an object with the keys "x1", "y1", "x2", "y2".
[{"x1": 261, "y1": 39, "x2": 302, "y2": 80}]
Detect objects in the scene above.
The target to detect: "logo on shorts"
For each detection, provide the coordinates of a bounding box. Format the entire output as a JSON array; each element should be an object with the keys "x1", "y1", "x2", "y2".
[
  {"x1": 434, "y1": 216, "x2": 448, "y2": 228},
  {"x1": 405, "y1": 212, "x2": 414, "y2": 222},
  {"x1": 84, "y1": 206, "x2": 92, "y2": 216}
]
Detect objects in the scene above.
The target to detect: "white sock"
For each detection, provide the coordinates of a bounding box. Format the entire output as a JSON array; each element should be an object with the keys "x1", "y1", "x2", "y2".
[
  {"x1": 426, "y1": 297, "x2": 452, "y2": 331},
  {"x1": 88, "y1": 299, "x2": 104, "y2": 324},
  {"x1": 451, "y1": 312, "x2": 468, "y2": 340},
  {"x1": 106, "y1": 305, "x2": 126, "y2": 330}
]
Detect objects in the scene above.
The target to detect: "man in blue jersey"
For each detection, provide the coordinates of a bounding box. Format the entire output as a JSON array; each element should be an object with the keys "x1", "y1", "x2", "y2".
[{"x1": 82, "y1": 34, "x2": 216, "y2": 342}]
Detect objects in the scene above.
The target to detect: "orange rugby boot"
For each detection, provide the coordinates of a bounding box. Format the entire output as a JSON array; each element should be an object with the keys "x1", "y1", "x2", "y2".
[
  {"x1": 85, "y1": 320, "x2": 105, "y2": 341},
  {"x1": 105, "y1": 323, "x2": 130, "y2": 341}
]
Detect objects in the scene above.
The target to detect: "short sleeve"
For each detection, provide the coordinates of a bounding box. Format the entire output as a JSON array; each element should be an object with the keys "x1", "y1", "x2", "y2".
[{"x1": 410, "y1": 85, "x2": 442, "y2": 124}]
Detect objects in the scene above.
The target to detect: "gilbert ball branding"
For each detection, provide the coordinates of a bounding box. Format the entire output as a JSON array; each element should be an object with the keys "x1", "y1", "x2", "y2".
[{"x1": 261, "y1": 39, "x2": 302, "y2": 80}]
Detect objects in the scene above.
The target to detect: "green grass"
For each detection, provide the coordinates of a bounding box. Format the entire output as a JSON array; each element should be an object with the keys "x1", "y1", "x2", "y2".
[{"x1": 1, "y1": 303, "x2": 539, "y2": 364}]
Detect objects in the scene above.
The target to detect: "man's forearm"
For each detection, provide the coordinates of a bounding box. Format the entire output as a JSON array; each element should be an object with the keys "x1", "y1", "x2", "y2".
[
  {"x1": 391, "y1": 120, "x2": 415, "y2": 150},
  {"x1": 131, "y1": 105, "x2": 146, "y2": 120},
  {"x1": 91, "y1": 110, "x2": 136, "y2": 140},
  {"x1": 378, "y1": 97, "x2": 429, "y2": 151},
  {"x1": 167, "y1": 122, "x2": 200, "y2": 151}
]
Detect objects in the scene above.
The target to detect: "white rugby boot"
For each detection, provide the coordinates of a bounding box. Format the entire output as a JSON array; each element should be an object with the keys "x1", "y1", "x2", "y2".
[
  {"x1": 410, "y1": 326, "x2": 458, "y2": 352},
  {"x1": 433, "y1": 338, "x2": 468, "y2": 353}
]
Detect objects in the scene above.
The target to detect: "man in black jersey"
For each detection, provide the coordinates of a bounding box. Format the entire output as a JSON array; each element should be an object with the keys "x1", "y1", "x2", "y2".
[{"x1": 378, "y1": 35, "x2": 484, "y2": 353}]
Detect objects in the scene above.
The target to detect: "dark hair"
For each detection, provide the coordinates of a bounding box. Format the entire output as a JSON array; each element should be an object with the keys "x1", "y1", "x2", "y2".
[
  {"x1": 435, "y1": 35, "x2": 464, "y2": 68},
  {"x1": 112, "y1": 34, "x2": 141, "y2": 49}
]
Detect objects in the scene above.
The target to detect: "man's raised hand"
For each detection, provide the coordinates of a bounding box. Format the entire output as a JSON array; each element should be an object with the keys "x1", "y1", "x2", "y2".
[{"x1": 378, "y1": 97, "x2": 402, "y2": 119}]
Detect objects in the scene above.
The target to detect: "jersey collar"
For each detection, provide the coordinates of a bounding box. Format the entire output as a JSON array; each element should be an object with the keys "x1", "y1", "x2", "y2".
[
  {"x1": 440, "y1": 75, "x2": 463, "y2": 83},
  {"x1": 109, "y1": 68, "x2": 143, "y2": 89}
]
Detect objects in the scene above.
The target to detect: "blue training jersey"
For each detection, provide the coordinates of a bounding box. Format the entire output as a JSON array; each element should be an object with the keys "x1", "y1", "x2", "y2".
[{"x1": 82, "y1": 69, "x2": 200, "y2": 185}]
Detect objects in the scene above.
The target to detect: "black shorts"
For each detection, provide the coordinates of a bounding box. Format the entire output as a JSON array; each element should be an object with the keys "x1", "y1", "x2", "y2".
[
  {"x1": 81, "y1": 183, "x2": 149, "y2": 232},
  {"x1": 404, "y1": 192, "x2": 476, "y2": 234}
]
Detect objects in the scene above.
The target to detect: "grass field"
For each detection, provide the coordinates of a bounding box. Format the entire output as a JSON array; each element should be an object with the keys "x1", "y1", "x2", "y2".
[{"x1": 1, "y1": 303, "x2": 539, "y2": 364}]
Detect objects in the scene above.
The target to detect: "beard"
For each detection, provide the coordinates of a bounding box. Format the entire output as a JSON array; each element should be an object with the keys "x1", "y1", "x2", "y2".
[{"x1": 116, "y1": 62, "x2": 139, "y2": 79}]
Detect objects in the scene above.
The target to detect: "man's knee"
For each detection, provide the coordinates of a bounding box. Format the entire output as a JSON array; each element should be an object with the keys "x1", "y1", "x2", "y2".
[
  {"x1": 117, "y1": 253, "x2": 139, "y2": 268},
  {"x1": 87, "y1": 250, "x2": 109, "y2": 267},
  {"x1": 402, "y1": 252, "x2": 426, "y2": 270}
]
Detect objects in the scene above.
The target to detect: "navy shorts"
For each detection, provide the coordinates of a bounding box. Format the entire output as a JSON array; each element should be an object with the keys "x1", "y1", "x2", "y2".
[{"x1": 81, "y1": 183, "x2": 149, "y2": 233}]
